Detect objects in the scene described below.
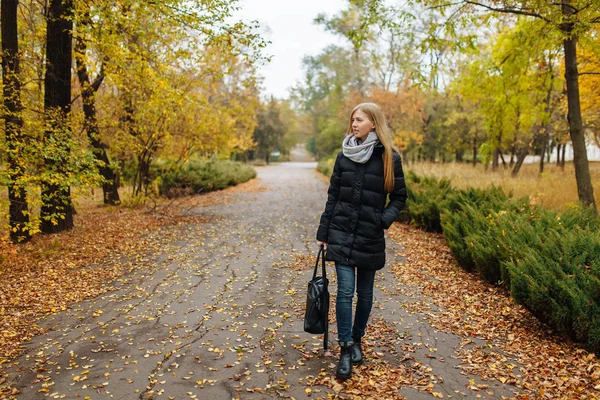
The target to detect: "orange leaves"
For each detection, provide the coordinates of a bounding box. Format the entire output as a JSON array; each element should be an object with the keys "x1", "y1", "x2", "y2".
[
  {"x1": 388, "y1": 222, "x2": 600, "y2": 399},
  {"x1": 347, "y1": 86, "x2": 427, "y2": 152}
]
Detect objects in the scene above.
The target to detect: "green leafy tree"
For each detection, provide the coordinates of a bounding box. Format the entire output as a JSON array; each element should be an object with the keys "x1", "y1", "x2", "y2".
[{"x1": 252, "y1": 98, "x2": 286, "y2": 164}]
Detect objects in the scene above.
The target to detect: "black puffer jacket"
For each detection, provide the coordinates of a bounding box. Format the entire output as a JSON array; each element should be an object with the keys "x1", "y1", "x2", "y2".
[{"x1": 316, "y1": 144, "x2": 407, "y2": 270}]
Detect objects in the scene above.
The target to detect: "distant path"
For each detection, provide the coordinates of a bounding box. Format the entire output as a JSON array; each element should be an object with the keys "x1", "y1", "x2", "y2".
[
  {"x1": 289, "y1": 143, "x2": 315, "y2": 162},
  {"x1": 5, "y1": 163, "x2": 518, "y2": 399}
]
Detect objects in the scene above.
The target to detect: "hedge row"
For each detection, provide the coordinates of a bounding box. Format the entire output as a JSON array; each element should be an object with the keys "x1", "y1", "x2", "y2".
[
  {"x1": 403, "y1": 171, "x2": 600, "y2": 354},
  {"x1": 154, "y1": 159, "x2": 256, "y2": 198}
]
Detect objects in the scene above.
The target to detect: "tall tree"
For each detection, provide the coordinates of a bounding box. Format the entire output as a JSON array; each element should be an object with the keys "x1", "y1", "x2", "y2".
[
  {"x1": 40, "y1": 0, "x2": 74, "y2": 233},
  {"x1": 2, "y1": 0, "x2": 31, "y2": 243},
  {"x1": 74, "y1": 11, "x2": 120, "y2": 205},
  {"x1": 560, "y1": 0, "x2": 596, "y2": 211},
  {"x1": 252, "y1": 98, "x2": 286, "y2": 164}
]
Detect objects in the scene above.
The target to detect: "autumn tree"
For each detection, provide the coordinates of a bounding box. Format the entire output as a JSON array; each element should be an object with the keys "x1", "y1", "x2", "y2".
[
  {"x1": 73, "y1": 4, "x2": 119, "y2": 205},
  {"x1": 252, "y1": 98, "x2": 286, "y2": 164},
  {"x1": 40, "y1": 0, "x2": 75, "y2": 233},
  {"x1": 0, "y1": 0, "x2": 266, "y2": 239},
  {"x1": 2, "y1": 0, "x2": 31, "y2": 242},
  {"x1": 578, "y1": 32, "x2": 600, "y2": 148},
  {"x1": 367, "y1": 85, "x2": 426, "y2": 160},
  {"x1": 47, "y1": 0, "x2": 265, "y2": 199}
]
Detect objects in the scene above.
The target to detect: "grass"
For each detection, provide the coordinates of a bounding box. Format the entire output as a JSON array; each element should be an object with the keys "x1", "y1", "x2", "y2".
[{"x1": 405, "y1": 161, "x2": 600, "y2": 211}]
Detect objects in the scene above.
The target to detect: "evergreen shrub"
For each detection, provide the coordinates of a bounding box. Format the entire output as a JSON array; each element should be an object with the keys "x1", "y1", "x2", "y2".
[
  {"x1": 404, "y1": 172, "x2": 600, "y2": 354},
  {"x1": 404, "y1": 171, "x2": 452, "y2": 232},
  {"x1": 155, "y1": 159, "x2": 256, "y2": 198}
]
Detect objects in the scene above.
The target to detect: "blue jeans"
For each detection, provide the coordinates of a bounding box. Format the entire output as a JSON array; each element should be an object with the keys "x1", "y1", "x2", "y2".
[{"x1": 335, "y1": 264, "x2": 376, "y2": 343}]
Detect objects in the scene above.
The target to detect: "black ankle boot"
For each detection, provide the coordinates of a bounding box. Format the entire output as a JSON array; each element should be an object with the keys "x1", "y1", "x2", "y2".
[
  {"x1": 336, "y1": 341, "x2": 353, "y2": 380},
  {"x1": 351, "y1": 338, "x2": 363, "y2": 365}
]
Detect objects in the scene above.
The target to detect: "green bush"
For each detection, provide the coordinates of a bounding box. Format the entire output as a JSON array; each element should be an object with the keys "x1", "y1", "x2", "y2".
[
  {"x1": 404, "y1": 171, "x2": 453, "y2": 232},
  {"x1": 405, "y1": 171, "x2": 600, "y2": 354},
  {"x1": 155, "y1": 158, "x2": 256, "y2": 198}
]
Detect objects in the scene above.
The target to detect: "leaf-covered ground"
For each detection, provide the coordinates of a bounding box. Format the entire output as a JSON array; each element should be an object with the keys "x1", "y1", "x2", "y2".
[
  {"x1": 0, "y1": 180, "x2": 265, "y2": 395},
  {"x1": 387, "y1": 224, "x2": 600, "y2": 399},
  {"x1": 0, "y1": 165, "x2": 598, "y2": 400}
]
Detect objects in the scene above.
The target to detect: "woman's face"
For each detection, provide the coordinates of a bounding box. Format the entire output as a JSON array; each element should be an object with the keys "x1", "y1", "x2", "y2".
[{"x1": 351, "y1": 109, "x2": 375, "y2": 143}]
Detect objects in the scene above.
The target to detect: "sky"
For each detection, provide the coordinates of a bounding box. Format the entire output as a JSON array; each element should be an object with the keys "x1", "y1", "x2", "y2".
[{"x1": 233, "y1": 0, "x2": 347, "y2": 99}]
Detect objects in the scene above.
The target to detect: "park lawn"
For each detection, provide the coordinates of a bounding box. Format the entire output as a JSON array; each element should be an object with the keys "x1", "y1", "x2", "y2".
[{"x1": 406, "y1": 161, "x2": 600, "y2": 211}]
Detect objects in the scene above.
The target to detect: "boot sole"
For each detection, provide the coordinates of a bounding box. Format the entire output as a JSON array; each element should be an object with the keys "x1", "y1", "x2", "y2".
[{"x1": 335, "y1": 372, "x2": 351, "y2": 380}]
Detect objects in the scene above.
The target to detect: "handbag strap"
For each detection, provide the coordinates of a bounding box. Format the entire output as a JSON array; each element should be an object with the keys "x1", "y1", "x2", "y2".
[
  {"x1": 312, "y1": 246, "x2": 327, "y2": 280},
  {"x1": 314, "y1": 245, "x2": 329, "y2": 351}
]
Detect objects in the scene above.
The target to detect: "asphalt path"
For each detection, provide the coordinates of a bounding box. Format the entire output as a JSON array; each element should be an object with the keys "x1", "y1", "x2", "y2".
[{"x1": 5, "y1": 161, "x2": 519, "y2": 399}]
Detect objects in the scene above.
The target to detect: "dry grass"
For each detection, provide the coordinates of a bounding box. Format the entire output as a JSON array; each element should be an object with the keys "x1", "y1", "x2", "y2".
[{"x1": 405, "y1": 161, "x2": 600, "y2": 211}]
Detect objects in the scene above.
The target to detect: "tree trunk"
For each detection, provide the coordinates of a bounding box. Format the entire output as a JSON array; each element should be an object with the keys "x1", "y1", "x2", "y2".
[
  {"x1": 40, "y1": 0, "x2": 74, "y2": 233},
  {"x1": 492, "y1": 119, "x2": 502, "y2": 171},
  {"x1": 511, "y1": 146, "x2": 529, "y2": 177},
  {"x1": 492, "y1": 146, "x2": 500, "y2": 171},
  {"x1": 562, "y1": 1, "x2": 596, "y2": 212},
  {"x1": 75, "y1": 36, "x2": 120, "y2": 205},
  {"x1": 455, "y1": 150, "x2": 463, "y2": 162},
  {"x1": 2, "y1": 0, "x2": 31, "y2": 243},
  {"x1": 539, "y1": 137, "x2": 546, "y2": 174},
  {"x1": 561, "y1": 142, "x2": 567, "y2": 169},
  {"x1": 499, "y1": 152, "x2": 507, "y2": 169},
  {"x1": 472, "y1": 137, "x2": 477, "y2": 167},
  {"x1": 539, "y1": 78, "x2": 555, "y2": 175},
  {"x1": 134, "y1": 150, "x2": 153, "y2": 196},
  {"x1": 509, "y1": 143, "x2": 515, "y2": 166}
]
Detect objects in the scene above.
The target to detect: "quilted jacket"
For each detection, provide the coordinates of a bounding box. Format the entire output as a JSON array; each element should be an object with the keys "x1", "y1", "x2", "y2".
[{"x1": 316, "y1": 144, "x2": 407, "y2": 270}]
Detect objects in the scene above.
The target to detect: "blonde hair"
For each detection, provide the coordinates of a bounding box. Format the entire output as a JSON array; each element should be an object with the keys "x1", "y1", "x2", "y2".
[{"x1": 347, "y1": 102, "x2": 398, "y2": 193}]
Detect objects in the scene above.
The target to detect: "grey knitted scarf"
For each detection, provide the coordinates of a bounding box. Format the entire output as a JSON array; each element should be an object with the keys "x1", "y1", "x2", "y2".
[{"x1": 342, "y1": 131, "x2": 379, "y2": 164}]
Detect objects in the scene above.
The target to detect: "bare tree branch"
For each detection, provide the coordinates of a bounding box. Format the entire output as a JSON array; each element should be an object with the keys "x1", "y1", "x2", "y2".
[{"x1": 463, "y1": 1, "x2": 552, "y2": 23}]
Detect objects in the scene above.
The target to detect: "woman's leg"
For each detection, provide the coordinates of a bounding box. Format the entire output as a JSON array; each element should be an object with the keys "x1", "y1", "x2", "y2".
[
  {"x1": 351, "y1": 268, "x2": 376, "y2": 340},
  {"x1": 335, "y1": 264, "x2": 355, "y2": 343}
]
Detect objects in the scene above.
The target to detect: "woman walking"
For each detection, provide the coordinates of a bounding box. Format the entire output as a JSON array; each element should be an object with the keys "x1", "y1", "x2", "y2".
[{"x1": 316, "y1": 102, "x2": 407, "y2": 380}]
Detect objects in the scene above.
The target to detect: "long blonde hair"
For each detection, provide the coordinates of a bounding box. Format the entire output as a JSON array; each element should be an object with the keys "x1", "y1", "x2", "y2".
[{"x1": 347, "y1": 102, "x2": 397, "y2": 193}]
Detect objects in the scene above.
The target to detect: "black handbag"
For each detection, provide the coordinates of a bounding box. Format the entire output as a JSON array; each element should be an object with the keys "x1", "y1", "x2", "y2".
[{"x1": 303, "y1": 245, "x2": 330, "y2": 350}]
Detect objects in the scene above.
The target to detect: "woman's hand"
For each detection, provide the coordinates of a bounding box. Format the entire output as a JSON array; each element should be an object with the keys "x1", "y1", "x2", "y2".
[{"x1": 317, "y1": 241, "x2": 328, "y2": 251}]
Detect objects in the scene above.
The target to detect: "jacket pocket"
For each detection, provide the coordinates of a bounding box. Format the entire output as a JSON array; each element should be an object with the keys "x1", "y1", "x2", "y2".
[{"x1": 375, "y1": 210, "x2": 383, "y2": 229}]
